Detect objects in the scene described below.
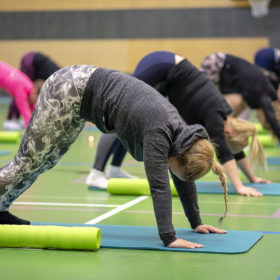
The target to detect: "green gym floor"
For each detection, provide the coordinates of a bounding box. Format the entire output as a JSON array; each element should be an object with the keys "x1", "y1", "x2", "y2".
[{"x1": 0, "y1": 101, "x2": 280, "y2": 280}]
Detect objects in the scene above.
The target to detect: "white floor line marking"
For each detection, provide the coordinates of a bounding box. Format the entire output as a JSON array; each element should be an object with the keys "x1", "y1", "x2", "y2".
[
  {"x1": 85, "y1": 196, "x2": 149, "y2": 224},
  {"x1": 13, "y1": 202, "x2": 119, "y2": 208}
]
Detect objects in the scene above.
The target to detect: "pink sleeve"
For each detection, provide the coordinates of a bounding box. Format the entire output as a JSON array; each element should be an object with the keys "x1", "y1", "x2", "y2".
[
  {"x1": 13, "y1": 88, "x2": 32, "y2": 128},
  {"x1": 0, "y1": 61, "x2": 34, "y2": 127},
  {"x1": 0, "y1": 61, "x2": 33, "y2": 97}
]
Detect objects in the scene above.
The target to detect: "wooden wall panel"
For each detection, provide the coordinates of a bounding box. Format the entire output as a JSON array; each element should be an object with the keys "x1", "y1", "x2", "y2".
[{"x1": 0, "y1": 37, "x2": 268, "y2": 73}]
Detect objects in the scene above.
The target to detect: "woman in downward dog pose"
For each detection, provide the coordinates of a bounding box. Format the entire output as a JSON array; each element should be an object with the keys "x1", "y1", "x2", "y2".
[
  {"x1": 0, "y1": 65, "x2": 228, "y2": 248},
  {"x1": 87, "y1": 51, "x2": 269, "y2": 197},
  {"x1": 201, "y1": 52, "x2": 280, "y2": 142}
]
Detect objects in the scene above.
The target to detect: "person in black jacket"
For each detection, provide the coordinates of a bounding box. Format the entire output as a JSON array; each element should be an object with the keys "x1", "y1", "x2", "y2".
[
  {"x1": 86, "y1": 51, "x2": 269, "y2": 197},
  {"x1": 201, "y1": 52, "x2": 280, "y2": 141}
]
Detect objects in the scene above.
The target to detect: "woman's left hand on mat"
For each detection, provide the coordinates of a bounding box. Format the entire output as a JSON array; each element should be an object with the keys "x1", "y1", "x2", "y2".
[
  {"x1": 251, "y1": 177, "x2": 272, "y2": 184},
  {"x1": 194, "y1": 225, "x2": 227, "y2": 234}
]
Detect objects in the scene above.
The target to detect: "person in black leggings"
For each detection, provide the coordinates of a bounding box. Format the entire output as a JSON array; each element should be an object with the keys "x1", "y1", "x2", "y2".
[
  {"x1": 86, "y1": 132, "x2": 137, "y2": 189},
  {"x1": 87, "y1": 51, "x2": 269, "y2": 196},
  {"x1": 0, "y1": 65, "x2": 228, "y2": 249}
]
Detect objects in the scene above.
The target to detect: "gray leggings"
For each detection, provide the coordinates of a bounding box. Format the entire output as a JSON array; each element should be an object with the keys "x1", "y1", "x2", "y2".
[{"x1": 0, "y1": 65, "x2": 95, "y2": 211}]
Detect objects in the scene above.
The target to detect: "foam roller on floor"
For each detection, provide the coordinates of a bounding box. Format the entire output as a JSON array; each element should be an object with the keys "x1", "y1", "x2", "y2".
[
  {"x1": 107, "y1": 178, "x2": 177, "y2": 196},
  {"x1": 249, "y1": 134, "x2": 276, "y2": 147},
  {"x1": 255, "y1": 123, "x2": 270, "y2": 135},
  {"x1": 0, "y1": 131, "x2": 20, "y2": 143},
  {"x1": 0, "y1": 225, "x2": 101, "y2": 251}
]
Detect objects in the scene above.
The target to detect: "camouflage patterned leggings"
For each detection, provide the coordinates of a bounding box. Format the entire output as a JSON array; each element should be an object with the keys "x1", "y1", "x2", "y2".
[{"x1": 0, "y1": 65, "x2": 96, "y2": 210}]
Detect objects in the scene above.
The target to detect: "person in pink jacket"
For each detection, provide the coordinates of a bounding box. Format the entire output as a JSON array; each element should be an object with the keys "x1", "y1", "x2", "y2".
[{"x1": 0, "y1": 61, "x2": 40, "y2": 128}]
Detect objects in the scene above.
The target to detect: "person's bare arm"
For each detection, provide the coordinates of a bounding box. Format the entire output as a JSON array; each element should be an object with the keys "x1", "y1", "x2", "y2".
[
  {"x1": 222, "y1": 159, "x2": 263, "y2": 197},
  {"x1": 236, "y1": 157, "x2": 271, "y2": 184}
]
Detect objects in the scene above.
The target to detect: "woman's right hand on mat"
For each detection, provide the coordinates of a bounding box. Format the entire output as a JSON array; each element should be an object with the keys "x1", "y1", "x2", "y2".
[
  {"x1": 251, "y1": 177, "x2": 272, "y2": 184},
  {"x1": 237, "y1": 186, "x2": 263, "y2": 197},
  {"x1": 168, "y1": 238, "x2": 204, "y2": 249},
  {"x1": 194, "y1": 225, "x2": 227, "y2": 234}
]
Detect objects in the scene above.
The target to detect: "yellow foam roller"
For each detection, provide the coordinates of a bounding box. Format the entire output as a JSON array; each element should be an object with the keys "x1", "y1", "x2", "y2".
[
  {"x1": 0, "y1": 131, "x2": 20, "y2": 143},
  {"x1": 107, "y1": 178, "x2": 178, "y2": 196},
  {"x1": 250, "y1": 134, "x2": 277, "y2": 147},
  {"x1": 0, "y1": 225, "x2": 101, "y2": 251},
  {"x1": 254, "y1": 123, "x2": 270, "y2": 135}
]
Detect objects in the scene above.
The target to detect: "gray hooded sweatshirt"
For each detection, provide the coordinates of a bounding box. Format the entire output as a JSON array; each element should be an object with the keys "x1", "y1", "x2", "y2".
[{"x1": 80, "y1": 68, "x2": 208, "y2": 246}]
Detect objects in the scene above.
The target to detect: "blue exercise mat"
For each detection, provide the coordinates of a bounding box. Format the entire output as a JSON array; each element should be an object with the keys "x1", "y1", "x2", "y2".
[
  {"x1": 267, "y1": 157, "x2": 280, "y2": 165},
  {"x1": 196, "y1": 181, "x2": 280, "y2": 195},
  {"x1": 32, "y1": 222, "x2": 263, "y2": 254},
  {"x1": 0, "y1": 150, "x2": 11, "y2": 156}
]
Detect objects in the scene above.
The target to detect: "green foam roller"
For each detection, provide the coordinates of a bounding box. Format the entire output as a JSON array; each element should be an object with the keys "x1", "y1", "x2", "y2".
[
  {"x1": 250, "y1": 134, "x2": 277, "y2": 147},
  {"x1": 0, "y1": 131, "x2": 20, "y2": 143},
  {"x1": 254, "y1": 123, "x2": 270, "y2": 135},
  {"x1": 107, "y1": 178, "x2": 178, "y2": 196},
  {"x1": 0, "y1": 225, "x2": 101, "y2": 251}
]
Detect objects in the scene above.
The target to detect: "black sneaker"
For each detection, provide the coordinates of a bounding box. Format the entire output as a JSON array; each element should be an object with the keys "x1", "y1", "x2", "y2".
[{"x1": 0, "y1": 211, "x2": 30, "y2": 225}]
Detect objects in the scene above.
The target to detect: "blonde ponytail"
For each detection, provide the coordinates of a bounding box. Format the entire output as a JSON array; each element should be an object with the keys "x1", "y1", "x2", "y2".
[
  {"x1": 211, "y1": 161, "x2": 228, "y2": 226},
  {"x1": 228, "y1": 116, "x2": 267, "y2": 173},
  {"x1": 250, "y1": 131, "x2": 267, "y2": 173}
]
